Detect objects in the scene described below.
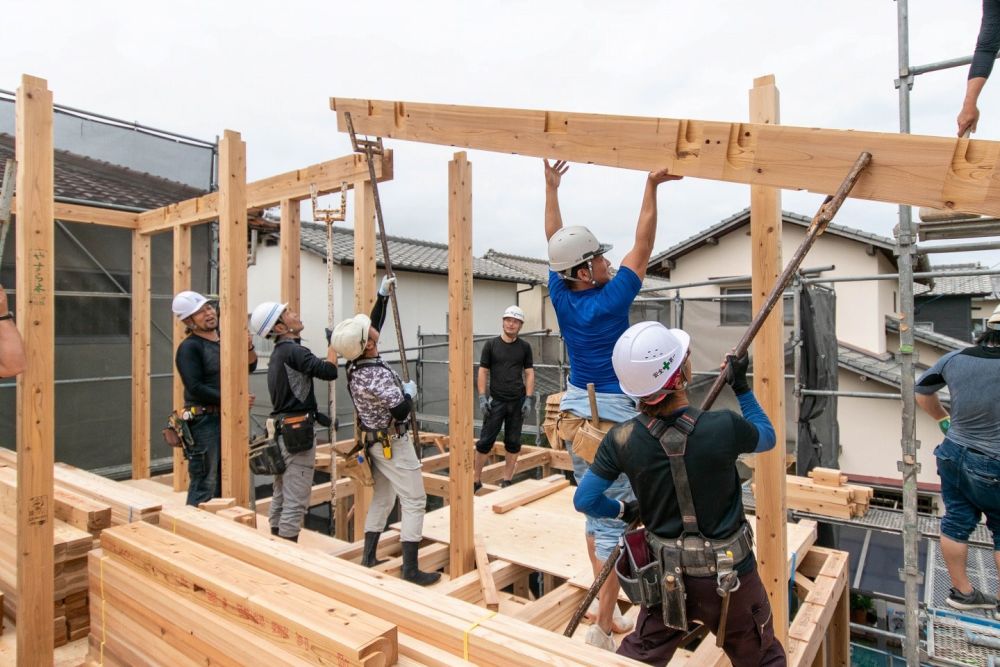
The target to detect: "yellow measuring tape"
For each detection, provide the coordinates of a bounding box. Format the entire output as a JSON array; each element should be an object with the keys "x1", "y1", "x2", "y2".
[{"x1": 463, "y1": 610, "x2": 497, "y2": 661}]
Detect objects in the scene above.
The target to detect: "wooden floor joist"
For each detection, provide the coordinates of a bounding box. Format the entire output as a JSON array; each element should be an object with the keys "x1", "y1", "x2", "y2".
[{"x1": 331, "y1": 96, "x2": 1000, "y2": 216}]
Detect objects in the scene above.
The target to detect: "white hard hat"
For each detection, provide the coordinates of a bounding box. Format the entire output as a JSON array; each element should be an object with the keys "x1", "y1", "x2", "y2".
[
  {"x1": 548, "y1": 226, "x2": 613, "y2": 273},
  {"x1": 332, "y1": 314, "x2": 373, "y2": 361},
  {"x1": 503, "y1": 305, "x2": 525, "y2": 322},
  {"x1": 172, "y1": 291, "x2": 210, "y2": 321},
  {"x1": 988, "y1": 304, "x2": 1000, "y2": 331},
  {"x1": 612, "y1": 321, "x2": 691, "y2": 401},
  {"x1": 249, "y1": 301, "x2": 287, "y2": 337}
]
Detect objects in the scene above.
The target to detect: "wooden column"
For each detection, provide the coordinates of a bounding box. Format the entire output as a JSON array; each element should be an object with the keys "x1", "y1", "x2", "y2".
[
  {"x1": 131, "y1": 231, "x2": 151, "y2": 479},
  {"x1": 447, "y1": 152, "x2": 475, "y2": 577},
  {"x1": 749, "y1": 74, "x2": 788, "y2": 642},
  {"x1": 352, "y1": 180, "x2": 376, "y2": 539},
  {"x1": 15, "y1": 73, "x2": 55, "y2": 665},
  {"x1": 279, "y1": 198, "x2": 301, "y2": 312},
  {"x1": 217, "y1": 130, "x2": 250, "y2": 505},
  {"x1": 172, "y1": 224, "x2": 191, "y2": 492}
]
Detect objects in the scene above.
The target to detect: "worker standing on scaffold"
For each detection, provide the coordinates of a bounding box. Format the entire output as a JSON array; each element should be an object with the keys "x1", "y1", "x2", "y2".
[{"x1": 331, "y1": 276, "x2": 440, "y2": 586}]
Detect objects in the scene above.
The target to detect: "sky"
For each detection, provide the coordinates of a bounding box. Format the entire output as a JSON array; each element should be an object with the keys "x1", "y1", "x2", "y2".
[{"x1": 3, "y1": 0, "x2": 1000, "y2": 271}]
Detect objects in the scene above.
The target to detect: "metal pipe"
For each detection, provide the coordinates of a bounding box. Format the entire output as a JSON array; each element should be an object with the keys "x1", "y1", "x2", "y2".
[
  {"x1": 915, "y1": 240, "x2": 1000, "y2": 254},
  {"x1": 801, "y1": 268, "x2": 998, "y2": 284},
  {"x1": 792, "y1": 275, "x2": 802, "y2": 473},
  {"x1": 0, "y1": 371, "x2": 174, "y2": 389},
  {"x1": 378, "y1": 329, "x2": 554, "y2": 355},
  {"x1": 638, "y1": 292, "x2": 795, "y2": 303},
  {"x1": 907, "y1": 50, "x2": 1000, "y2": 77},
  {"x1": 801, "y1": 388, "x2": 903, "y2": 400},
  {"x1": 638, "y1": 265, "x2": 836, "y2": 293},
  {"x1": 54, "y1": 195, "x2": 149, "y2": 213}
]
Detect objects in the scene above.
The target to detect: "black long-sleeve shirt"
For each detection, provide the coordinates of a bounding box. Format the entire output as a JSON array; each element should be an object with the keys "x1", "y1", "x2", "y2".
[
  {"x1": 175, "y1": 334, "x2": 258, "y2": 406},
  {"x1": 971, "y1": 0, "x2": 1000, "y2": 79},
  {"x1": 268, "y1": 338, "x2": 338, "y2": 416}
]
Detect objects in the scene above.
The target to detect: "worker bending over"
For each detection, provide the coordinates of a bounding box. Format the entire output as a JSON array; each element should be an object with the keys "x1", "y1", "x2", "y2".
[
  {"x1": 332, "y1": 276, "x2": 440, "y2": 586},
  {"x1": 575, "y1": 322, "x2": 785, "y2": 665}
]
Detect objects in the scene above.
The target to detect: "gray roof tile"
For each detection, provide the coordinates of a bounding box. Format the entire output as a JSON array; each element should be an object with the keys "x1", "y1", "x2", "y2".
[
  {"x1": 913, "y1": 262, "x2": 997, "y2": 296},
  {"x1": 885, "y1": 315, "x2": 970, "y2": 351}
]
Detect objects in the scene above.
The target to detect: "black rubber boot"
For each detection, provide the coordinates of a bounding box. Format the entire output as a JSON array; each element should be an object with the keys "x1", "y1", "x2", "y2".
[
  {"x1": 282, "y1": 533, "x2": 299, "y2": 543},
  {"x1": 361, "y1": 531, "x2": 387, "y2": 567},
  {"x1": 401, "y1": 541, "x2": 440, "y2": 586},
  {"x1": 270, "y1": 526, "x2": 280, "y2": 536}
]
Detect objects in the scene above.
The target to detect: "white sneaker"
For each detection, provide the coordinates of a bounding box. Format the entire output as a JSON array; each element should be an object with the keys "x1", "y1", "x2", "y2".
[
  {"x1": 613, "y1": 605, "x2": 635, "y2": 633},
  {"x1": 585, "y1": 624, "x2": 616, "y2": 651}
]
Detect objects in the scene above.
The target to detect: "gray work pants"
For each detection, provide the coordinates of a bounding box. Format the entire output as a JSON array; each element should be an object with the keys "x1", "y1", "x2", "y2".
[
  {"x1": 365, "y1": 433, "x2": 427, "y2": 542},
  {"x1": 268, "y1": 434, "x2": 316, "y2": 539}
]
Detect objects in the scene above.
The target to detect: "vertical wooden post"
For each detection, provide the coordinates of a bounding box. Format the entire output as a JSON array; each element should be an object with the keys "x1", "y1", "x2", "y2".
[
  {"x1": 131, "y1": 231, "x2": 151, "y2": 479},
  {"x1": 828, "y1": 585, "x2": 850, "y2": 667},
  {"x1": 352, "y1": 180, "x2": 376, "y2": 539},
  {"x1": 218, "y1": 130, "x2": 250, "y2": 506},
  {"x1": 749, "y1": 74, "x2": 788, "y2": 642},
  {"x1": 15, "y1": 73, "x2": 55, "y2": 665},
  {"x1": 279, "y1": 198, "x2": 301, "y2": 312},
  {"x1": 172, "y1": 224, "x2": 191, "y2": 492},
  {"x1": 447, "y1": 151, "x2": 475, "y2": 577}
]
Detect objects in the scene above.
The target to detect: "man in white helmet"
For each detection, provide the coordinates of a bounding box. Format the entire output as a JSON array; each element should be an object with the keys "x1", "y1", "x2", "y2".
[
  {"x1": 249, "y1": 301, "x2": 338, "y2": 542},
  {"x1": 543, "y1": 158, "x2": 682, "y2": 646},
  {"x1": 574, "y1": 322, "x2": 783, "y2": 664},
  {"x1": 331, "y1": 276, "x2": 440, "y2": 585},
  {"x1": 474, "y1": 305, "x2": 535, "y2": 490},
  {"x1": 172, "y1": 290, "x2": 258, "y2": 506}
]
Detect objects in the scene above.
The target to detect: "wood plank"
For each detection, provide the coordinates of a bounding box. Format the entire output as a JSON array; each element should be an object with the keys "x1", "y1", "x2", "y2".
[
  {"x1": 447, "y1": 152, "x2": 475, "y2": 578},
  {"x1": 512, "y1": 582, "x2": 586, "y2": 632},
  {"x1": 279, "y1": 198, "x2": 301, "y2": 314},
  {"x1": 331, "y1": 97, "x2": 1000, "y2": 217},
  {"x1": 473, "y1": 536, "x2": 499, "y2": 611},
  {"x1": 826, "y1": 585, "x2": 850, "y2": 667},
  {"x1": 217, "y1": 130, "x2": 250, "y2": 505},
  {"x1": 11, "y1": 196, "x2": 139, "y2": 229},
  {"x1": 431, "y1": 559, "x2": 531, "y2": 603},
  {"x1": 172, "y1": 223, "x2": 191, "y2": 492},
  {"x1": 14, "y1": 73, "x2": 56, "y2": 664},
  {"x1": 491, "y1": 475, "x2": 569, "y2": 514},
  {"x1": 373, "y1": 542, "x2": 449, "y2": 578},
  {"x1": 548, "y1": 448, "x2": 573, "y2": 471},
  {"x1": 0, "y1": 467, "x2": 111, "y2": 533},
  {"x1": 131, "y1": 230, "x2": 151, "y2": 479}
]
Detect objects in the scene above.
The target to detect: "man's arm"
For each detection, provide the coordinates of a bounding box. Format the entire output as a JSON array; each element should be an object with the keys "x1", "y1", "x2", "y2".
[
  {"x1": 543, "y1": 159, "x2": 569, "y2": 241},
  {"x1": 959, "y1": 0, "x2": 1000, "y2": 135},
  {"x1": 915, "y1": 392, "x2": 949, "y2": 421},
  {"x1": 523, "y1": 368, "x2": 535, "y2": 397},
  {"x1": 0, "y1": 288, "x2": 25, "y2": 377},
  {"x1": 477, "y1": 367, "x2": 489, "y2": 397},
  {"x1": 620, "y1": 169, "x2": 682, "y2": 281}
]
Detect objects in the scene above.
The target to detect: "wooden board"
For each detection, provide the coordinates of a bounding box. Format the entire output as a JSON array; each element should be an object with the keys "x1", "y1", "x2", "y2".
[
  {"x1": 331, "y1": 97, "x2": 1000, "y2": 217},
  {"x1": 491, "y1": 475, "x2": 568, "y2": 514},
  {"x1": 131, "y1": 230, "x2": 151, "y2": 479},
  {"x1": 172, "y1": 223, "x2": 191, "y2": 492},
  {"x1": 0, "y1": 466, "x2": 111, "y2": 533}
]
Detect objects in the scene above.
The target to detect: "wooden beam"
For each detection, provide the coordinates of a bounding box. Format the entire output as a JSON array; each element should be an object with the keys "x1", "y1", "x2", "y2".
[
  {"x1": 172, "y1": 224, "x2": 191, "y2": 492},
  {"x1": 137, "y1": 152, "x2": 392, "y2": 234},
  {"x1": 750, "y1": 74, "x2": 788, "y2": 643},
  {"x1": 13, "y1": 199, "x2": 140, "y2": 228},
  {"x1": 14, "y1": 73, "x2": 55, "y2": 665},
  {"x1": 217, "y1": 130, "x2": 250, "y2": 505},
  {"x1": 491, "y1": 475, "x2": 569, "y2": 514},
  {"x1": 474, "y1": 535, "x2": 499, "y2": 611},
  {"x1": 352, "y1": 180, "x2": 377, "y2": 540},
  {"x1": 130, "y1": 231, "x2": 151, "y2": 479},
  {"x1": 447, "y1": 152, "x2": 475, "y2": 577},
  {"x1": 278, "y1": 198, "x2": 300, "y2": 313},
  {"x1": 331, "y1": 96, "x2": 1000, "y2": 217}
]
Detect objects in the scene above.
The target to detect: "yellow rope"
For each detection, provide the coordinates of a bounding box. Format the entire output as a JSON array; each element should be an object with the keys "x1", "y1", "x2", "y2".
[{"x1": 462, "y1": 610, "x2": 497, "y2": 661}]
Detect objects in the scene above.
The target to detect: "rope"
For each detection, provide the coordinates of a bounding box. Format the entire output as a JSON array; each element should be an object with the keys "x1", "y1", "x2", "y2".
[{"x1": 463, "y1": 610, "x2": 497, "y2": 661}]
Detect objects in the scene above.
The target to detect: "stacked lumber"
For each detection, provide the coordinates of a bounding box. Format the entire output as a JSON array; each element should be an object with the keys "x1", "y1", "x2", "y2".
[
  {"x1": 89, "y1": 521, "x2": 398, "y2": 666},
  {"x1": 788, "y1": 468, "x2": 872, "y2": 519}
]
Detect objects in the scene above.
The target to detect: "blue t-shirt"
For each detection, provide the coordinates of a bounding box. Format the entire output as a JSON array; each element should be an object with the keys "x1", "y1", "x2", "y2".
[{"x1": 548, "y1": 266, "x2": 643, "y2": 393}]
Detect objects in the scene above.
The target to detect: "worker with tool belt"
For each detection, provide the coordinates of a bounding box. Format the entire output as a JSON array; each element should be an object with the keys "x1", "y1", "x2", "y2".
[
  {"x1": 331, "y1": 276, "x2": 440, "y2": 586},
  {"x1": 249, "y1": 300, "x2": 337, "y2": 542},
  {"x1": 173, "y1": 290, "x2": 258, "y2": 507},
  {"x1": 574, "y1": 322, "x2": 785, "y2": 665},
  {"x1": 544, "y1": 158, "x2": 682, "y2": 648}
]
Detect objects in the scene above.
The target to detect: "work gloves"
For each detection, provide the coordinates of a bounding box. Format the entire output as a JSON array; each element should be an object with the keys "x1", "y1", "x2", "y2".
[
  {"x1": 521, "y1": 395, "x2": 535, "y2": 417},
  {"x1": 402, "y1": 380, "x2": 418, "y2": 401},
  {"x1": 378, "y1": 275, "x2": 397, "y2": 297},
  {"x1": 620, "y1": 500, "x2": 640, "y2": 525},
  {"x1": 324, "y1": 327, "x2": 333, "y2": 345},
  {"x1": 937, "y1": 416, "x2": 951, "y2": 435},
  {"x1": 479, "y1": 395, "x2": 493, "y2": 416},
  {"x1": 724, "y1": 352, "x2": 751, "y2": 395}
]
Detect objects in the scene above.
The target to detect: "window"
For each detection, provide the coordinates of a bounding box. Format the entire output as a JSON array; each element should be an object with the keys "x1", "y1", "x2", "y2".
[{"x1": 720, "y1": 287, "x2": 793, "y2": 326}]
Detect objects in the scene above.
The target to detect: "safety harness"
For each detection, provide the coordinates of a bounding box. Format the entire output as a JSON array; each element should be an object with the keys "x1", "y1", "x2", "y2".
[{"x1": 346, "y1": 356, "x2": 408, "y2": 461}]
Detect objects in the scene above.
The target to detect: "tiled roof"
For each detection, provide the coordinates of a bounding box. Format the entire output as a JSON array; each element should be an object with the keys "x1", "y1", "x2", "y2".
[
  {"x1": 296, "y1": 223, "x2": 541, "y2": 284},
  {"x1": 837, "y1": 341, "x2": 949, "y2": 401},
  {"x1": 484, "y1": 248, "x2": 675, "y2": 294},
  {"x1": 885, "y1": 315, "x2": 970, "y2": 351},
  {"x1": 0, "y1": 133, "x2": 205, "y2": 210},
  {"x1": 913, "y1": 263, "x2": 998, "y2": 296}
]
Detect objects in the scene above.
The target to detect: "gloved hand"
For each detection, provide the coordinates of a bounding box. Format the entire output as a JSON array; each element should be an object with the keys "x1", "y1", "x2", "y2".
[
  {"x1": 521, "y1": 395, "x2": 535, "y2": 417},
  {"x1": 402, "y1": 380, "x2": 417, "y2": 400},
  {"x1": 325, "y1": 327, "x2": 333, "y2": 345},
  {"x1": 937, "y1": 416, "x2": 951, "y2": 435},
  {"x1": 724, "y1": 352, "x2": 751, "y2": 395},
  {"x1": 479, "y1": 395, "x2": 492, "y2": 416},
  {"x1": 621, "y1": 500, "x2": 640, "y2": 525},
  {"x1": 378, "y1": 275, "x2": 397, "y2": 297}
]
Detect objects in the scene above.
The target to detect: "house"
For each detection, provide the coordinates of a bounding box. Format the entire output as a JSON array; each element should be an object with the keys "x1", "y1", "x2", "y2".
[{"x1": 913, "y1": 262, "x2": 999, "y2": 341}]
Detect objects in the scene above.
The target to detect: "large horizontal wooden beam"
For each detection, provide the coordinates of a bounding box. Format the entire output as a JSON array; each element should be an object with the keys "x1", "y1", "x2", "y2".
[
  {"x1": 137, "y1": 151, "x2": 393, "y2": 234},
  {"x1": 331, "y1": 97, "x2": 1000, "y2": 217},
  {"x1": 10, "y1": 198, "x2": 139, "y2": 228}
]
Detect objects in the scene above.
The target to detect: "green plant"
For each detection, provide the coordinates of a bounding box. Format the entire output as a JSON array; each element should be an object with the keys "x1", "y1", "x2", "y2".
[{"x1": 851, "y1": 593, "x2": 874, "y2": 611}]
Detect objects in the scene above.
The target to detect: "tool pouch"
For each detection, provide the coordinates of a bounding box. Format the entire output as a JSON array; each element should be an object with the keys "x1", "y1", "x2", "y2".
[
  {"x1": 659, "y1": 548, "x2": 688, "y2": 631},
  {"x1": 339, "y1": 443, "x2": 375, "y2": 487},
  {"x1": 615, "y1": 528, "x2": 662, "y2": 608},
  {"x1": 162, "y1": 412, "x2": 194, "y2": 456},
  {"x1": 249, "y1": 427, "x2": 287, "y2": 476},
  {"x1": 279, "y1": 413, "x2": 315, "y2": 454},
  {"x1": 571, "y1": 418, "x2": 616, "y2": 463}
]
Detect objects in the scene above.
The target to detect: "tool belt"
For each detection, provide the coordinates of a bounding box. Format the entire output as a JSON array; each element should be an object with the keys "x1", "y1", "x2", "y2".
[
  {"x1": 182, "y1": 404, "x2": 220, "y2": 418},
  {"x1": 249, "y1": 418, "x2": 287, "y2": 476},
  {"x1": 161, "y1": 411, "x2": 195, "y2": 457},
  {"x1": 276, "y1": 412, "x2": 316, "y2": 454},
  {"x1": 359, "y1": 422, "x2": 407, "y2": 446}
]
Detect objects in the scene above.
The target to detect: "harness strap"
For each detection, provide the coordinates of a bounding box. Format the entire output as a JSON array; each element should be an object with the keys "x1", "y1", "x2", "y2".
[{"x1": 640, "y1": 407, "x2": 703, "y2": 535}]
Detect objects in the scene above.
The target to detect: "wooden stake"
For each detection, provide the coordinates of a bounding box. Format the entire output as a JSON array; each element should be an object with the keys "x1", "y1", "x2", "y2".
[
  {"x1": 279, "y1": 198, "x2": 300, "y2": 313},
  {"x1": 14, "y1": 72, "x2": 55, "y2": 666},
  {"x1": 448, "y1": 152, "x2": 475, "y2": 577},
  {"x1": 130, "y1": 231, "x2": 151, "y2": 479},
  {"x1": 172, "y1": 224, "x2": 191, "y2": 492}
]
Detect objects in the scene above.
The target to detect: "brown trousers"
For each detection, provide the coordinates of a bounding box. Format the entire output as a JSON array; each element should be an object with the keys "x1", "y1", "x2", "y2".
[{"x1": 617, "y1": 564, "x2": 786, "y2": 666}]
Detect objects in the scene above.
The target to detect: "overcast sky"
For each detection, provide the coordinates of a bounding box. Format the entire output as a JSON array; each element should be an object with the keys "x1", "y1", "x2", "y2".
[{"x1": 4, "y1": 1, "x2": 999, "y2": 270}]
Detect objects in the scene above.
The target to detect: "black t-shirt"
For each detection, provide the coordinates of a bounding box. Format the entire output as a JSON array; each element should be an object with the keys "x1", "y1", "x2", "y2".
[
  {"x1": 480, "y1": 336, "x2": 533, "y2": 401},
  {"x1": 590, "y1": 408, "x2": 758, "y2": 541},
  {"x1": 268, "y1": 339, "x2": 338, "y2": 416},
  {"x1": 175, "y1": 333, "x2": 259, "y2": 406}
]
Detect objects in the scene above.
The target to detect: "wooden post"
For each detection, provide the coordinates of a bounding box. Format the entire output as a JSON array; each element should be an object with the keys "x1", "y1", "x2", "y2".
[
  {"x1": 352, "y1": 180, "x2": 376, "y2": 539},
  {"x1": 749, "y1": 74, "x2": 788, "y2": 642},
  {"x1": 447, "y1": 152, "x2": 475, "y2": 577},
  {"x1": 217, "y1": 130, "x2": 250, "y2": 506},
  {"x1": 131, "y1": 231, "x2": 151, "y2": 479},
  {"x1": 15, "y1": 73, "x2": 55, "y2": 665},
  {"x1": 279, "y1": 198, "x2": 301, "y2": 312},
  {"x1": 172, "y1": 224, "x2": 191, "y2": 492}
]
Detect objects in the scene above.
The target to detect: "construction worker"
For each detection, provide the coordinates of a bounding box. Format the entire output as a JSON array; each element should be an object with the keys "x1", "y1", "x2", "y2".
[
  {"x1": 574, "y1": 321, "x2": 784, "y2": 665},
  {"x1": 331, "y1": 276, "x2": 440, "y2": 586},
  {"x1": 474, "y1": 305, "x2": 535, "y2": 491},
  {"x1": 543, "y1": 158, "x2": 682, "y2": 648},
  {"x1": 915, "y1": 303, "x2": 1000, "y2": 612},
  {"x1": 249, "y1": 301, "x2": 337, "y2": 542},
  {"x1": 958, "y1": 0, "x2": 1000, "y2": 136},
  {"x1": 0, "y1": 285, "x2": 25, "y2": 377},
  {"x1": 172, "y1": 290, "x2": 258, "y2": 506}
]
